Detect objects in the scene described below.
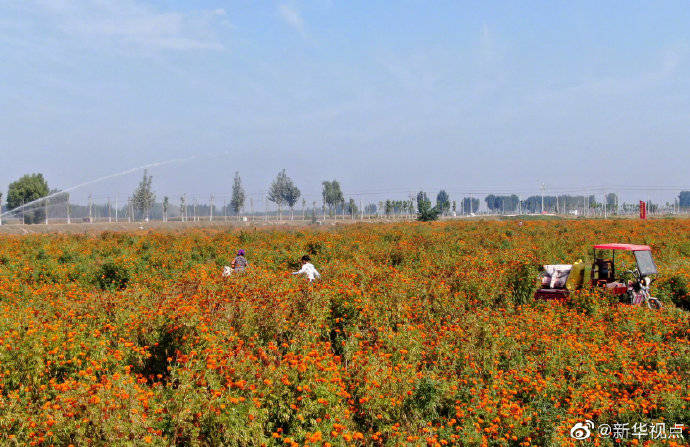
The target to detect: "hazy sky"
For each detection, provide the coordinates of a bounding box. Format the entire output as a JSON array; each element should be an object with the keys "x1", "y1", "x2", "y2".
[{"x1": 1, "y1": 1, "x2": 689, "y2": 205}]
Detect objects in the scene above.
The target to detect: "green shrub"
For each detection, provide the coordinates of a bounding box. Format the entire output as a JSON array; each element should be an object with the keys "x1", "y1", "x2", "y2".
[
  {"x1": 505, "y1": 262, "x2": 539, "y2": 305},
  {"x1": 95, "y1": 261, "x2": 130, "y2": 290},
  {"x1": 403, "y1": 378, "x2": 443, "y2": 421},
  {"x1": 657, "y1": 275, "x2": 690, "y2": 310},
  {"x1": 304, "y1": 241, "x2": 323, "y2": 255}
]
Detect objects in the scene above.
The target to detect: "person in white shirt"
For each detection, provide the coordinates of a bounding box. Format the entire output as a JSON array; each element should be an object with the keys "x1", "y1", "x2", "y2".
[{"x1": 292, "y1": 255, "x2": 321, "y2": 282}]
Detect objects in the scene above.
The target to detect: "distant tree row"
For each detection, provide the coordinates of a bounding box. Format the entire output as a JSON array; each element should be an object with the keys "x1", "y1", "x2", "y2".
[{"x1": 4, "y1": 171, "x2": 690, "y2": 224}]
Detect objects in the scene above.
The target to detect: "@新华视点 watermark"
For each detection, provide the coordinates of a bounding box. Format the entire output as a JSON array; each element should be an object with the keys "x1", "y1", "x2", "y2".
[{"x1": 570, "y1": 420, "x2": 685, "y2": 440}]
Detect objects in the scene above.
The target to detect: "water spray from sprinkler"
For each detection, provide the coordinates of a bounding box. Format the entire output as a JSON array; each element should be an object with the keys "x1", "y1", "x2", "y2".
[{"x1": 1, "y1": 155, "x2": 201, "y2": 219}]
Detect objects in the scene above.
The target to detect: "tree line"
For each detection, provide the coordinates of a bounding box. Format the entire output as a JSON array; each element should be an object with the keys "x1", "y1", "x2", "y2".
[{"x1": 3, "y1": 171, "x2": 690, "y2": 224}]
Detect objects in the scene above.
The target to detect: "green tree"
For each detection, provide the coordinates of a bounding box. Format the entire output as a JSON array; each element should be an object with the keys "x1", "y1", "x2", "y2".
[
  {"x1": 283, "y1": 179, "x2": 301, "y2": 220},
  {"x1": 416, "y1": 191, "x2": 439, "y2": 221},
  {"x1": 679, "y1": 191, "x2": 690, "y2": 208},
  {"x1": 606, "y1": 193, "x2": 618, "y2": 210},
  {"x1": 268, "y1": 169, "x2": 300, "y2": 220},
  {"x1": 385, "y1": 200, "x2": 393, "y2": 216},
  {"x1": 436, "y1": 190, "x2": 450, "y2": 215},
  {"x1": 7, "y1": 173, "x2": 50, "y2": 224},
  {"x1": 484, "y1": 194, "x2": 497, "y2": 212},
  {"x1": 462, "y1": 197, "x2": 479, "y2": 214},
  {"x1": 180, "y1": 195, "x2": 186, "y2": 221},
  {"x1": 321, "y1": 180, "x2": 344, "y2": 217},
  {"x1": 130, "y1": 170, "x2": 155, "y2": 221},
  {"x1": 231, "y1": 171, "x2": 246, "y2": 216},
  {"x1": 346, "y1": 198, "x2": 358, "y2": 217}
]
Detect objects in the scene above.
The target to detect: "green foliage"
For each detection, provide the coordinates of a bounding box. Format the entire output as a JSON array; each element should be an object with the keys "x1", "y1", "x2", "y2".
[
  {"x1": 403, "y1": 378, "x2": 444, "y2": 421},
  {"x1": 130, "y1": 170, "x2": 155, "y2": 220},
  {"x1": 321, "y1": 180, "x2": 344, "y2": 215},
  {"x1": 345, "y1": 198, "x2": 358, "y2": 216},
  {"x1": 485, "y1": 194, "x2": 519, "y2": 212},
  {"x1": 230, "y1": 171, "x2": 246, "y2": 215},
  {"x1": 679, "y1": 191, "x2": 690, "y2": 208},
  {"x1": 658, "y1": 275, "x2": 690, "y2": 309},
  {"x1": 304, "y1": 241, "x2": 323, "y2": 255},
  {"x1": 504, "y1": 262, "x2": 539, "y2": 305},
  {"x1": 416, "y1": 191, "x2": 440, "y2": 221},
  {"x1": 94, "y1": 261, "x2": 130, "y2": 290},
  {"x1": 268, "y1": 169, "x2": 301, "y2": 216},
  {"x1": 179, "y1": 195, "x2": 186, "y2": 219},
  {"x1": 436, "y1": 190, "x2": 451, "y2": 215},
  {"x1": 461, "y1": 197, "x2": 479, "y2": 214},
  {"x1": 6, "y1": 173, "x2": 50, "y2": 224},
  {"x1": 1, "y1": 221, "x2": 689, "y2": 445},
  {"x1": 162, "y1": 196, "x2": 169, "y2": 220}
]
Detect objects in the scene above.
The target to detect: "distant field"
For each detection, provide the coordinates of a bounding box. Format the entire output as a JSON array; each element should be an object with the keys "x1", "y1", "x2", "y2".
[
  {"x1": 0, "y1": 212, "x2": 661, "y2": 235},
  {"x1": 0, "y1": 220, "x2": 688, "y2": 445},
  {"x1": 0, "y1": 219, "x2": 345, "y2": 235}
]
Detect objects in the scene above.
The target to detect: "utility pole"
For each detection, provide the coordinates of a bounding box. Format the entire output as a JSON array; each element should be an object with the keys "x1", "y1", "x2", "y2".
[
  {"x1": 108, "y1": 197, "x2": 112, "y2": 223},
  {"x1": 250, "y1": 197, "x2": 254, "y2": 221},
  {"x1": 44, "y1": 198, "x2": 48, "y2": 225},
  {"x1": 210, "y1": 194, "x2": 214, "y2": 222},
  {"x1": 604, "y1": 195, "x2": 607, "y2": 219},
  {"x1": 540, "y1": 183, "x2": 545, "y2": 214},
  {"x1": 264, "y1": 193, "x2": 268, "y2": 222},
  {"x1": 581, "y1": 196, "x2": 584, "y2": 217},
  {"x1": 115, "y1": 194, "x2": 118, "y2": 223},
  {"x1": 88, "y1": 194, "x2": 93, "y2": 223}
]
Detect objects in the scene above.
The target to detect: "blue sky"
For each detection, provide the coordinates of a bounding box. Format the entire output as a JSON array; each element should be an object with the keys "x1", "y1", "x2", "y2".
[{"x1": 1, "y1": 1, "x2": 689, "y2": 205}]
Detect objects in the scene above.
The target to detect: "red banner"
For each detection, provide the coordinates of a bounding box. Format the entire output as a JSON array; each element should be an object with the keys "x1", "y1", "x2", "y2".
[{"x1": 640, "y1": 201, "x2": 647, "y2": 219}]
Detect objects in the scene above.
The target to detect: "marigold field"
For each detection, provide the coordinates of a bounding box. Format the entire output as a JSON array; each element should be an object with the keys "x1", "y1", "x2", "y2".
[{"x1": 0, "y1": 219, "x2": 688, "y2": 446}]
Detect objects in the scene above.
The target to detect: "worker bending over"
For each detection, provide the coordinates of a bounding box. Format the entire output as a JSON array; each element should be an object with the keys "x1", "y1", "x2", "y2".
[{"x1": 292, "y1": 255, "x2": 320, "y2": 282}]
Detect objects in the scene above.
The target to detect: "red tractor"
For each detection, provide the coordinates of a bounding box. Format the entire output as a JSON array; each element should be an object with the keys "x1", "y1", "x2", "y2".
[{"x1": 535, "y1": 243, "x2": 662, "y2": 308}]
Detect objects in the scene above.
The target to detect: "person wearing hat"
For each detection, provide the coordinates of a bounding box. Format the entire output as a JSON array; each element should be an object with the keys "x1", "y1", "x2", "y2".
[
  {"x1": 223, "y1": 249, "x2": 249, "y2": 276},
  {"x1": 232, "y1": 249, "x2": 248, "y2": 272}
]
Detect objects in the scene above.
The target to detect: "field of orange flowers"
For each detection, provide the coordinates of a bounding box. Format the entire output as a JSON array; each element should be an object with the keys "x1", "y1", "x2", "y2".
[{"x1": 0, "y1": 219, "x2": 688, "y2": 446}]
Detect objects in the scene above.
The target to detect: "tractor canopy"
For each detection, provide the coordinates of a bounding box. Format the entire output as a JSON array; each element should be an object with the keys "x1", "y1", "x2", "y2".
[
  {"x1": 593, "y1": 243, "x2": 657, "y2": 276},
  {"x1": 593, "y1": 243, "x2": 651, "y2": 251}
]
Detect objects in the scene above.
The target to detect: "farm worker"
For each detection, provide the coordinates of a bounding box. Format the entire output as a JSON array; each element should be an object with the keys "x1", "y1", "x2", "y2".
[
  {"x1": 223, "y1": 249, "x2": 248, "y2": 276},
  {"x1": 292, "y1": 255, "x2": 321, "y2": 282}
]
